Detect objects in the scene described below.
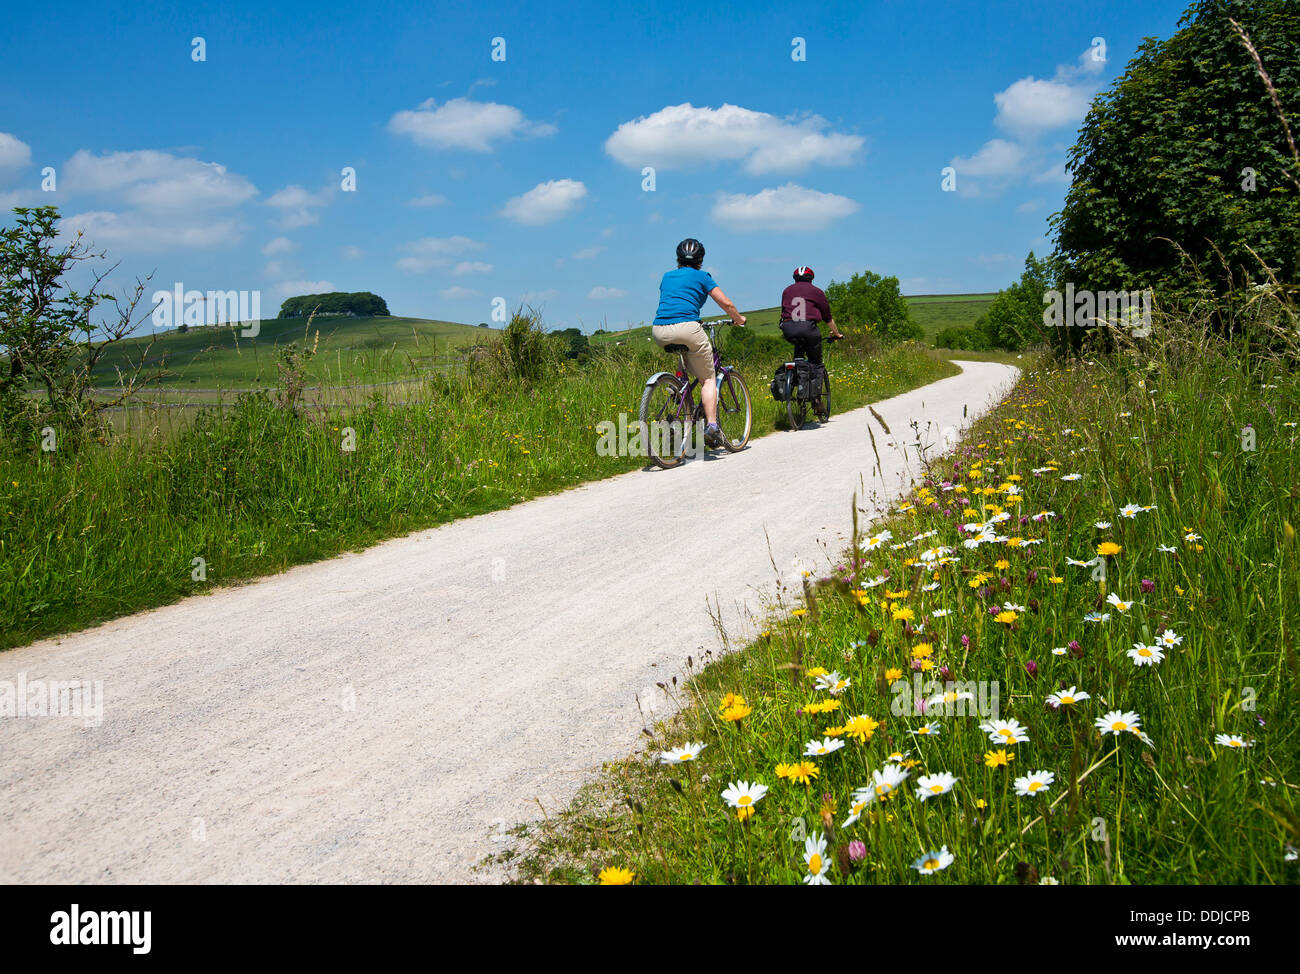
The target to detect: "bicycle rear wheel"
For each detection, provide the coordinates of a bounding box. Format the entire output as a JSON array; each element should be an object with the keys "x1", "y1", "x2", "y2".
[
  {"x1": 639, "y1": 374, "x2": 689, "y2": 469},
  {"x1": 716, "y1": 370, "x2": 752, "y2": 452},
  {"x1": 786, "y1": 373, "x2": 808, "y2": 430},
  {"x1": 815, "y1": 370, "x2": 832, "y2": 423}
]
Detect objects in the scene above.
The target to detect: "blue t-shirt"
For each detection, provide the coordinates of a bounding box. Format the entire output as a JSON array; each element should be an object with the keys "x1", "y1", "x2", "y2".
[{"x1": 653, "y1": 267, "x2": 718, "y2": 325}]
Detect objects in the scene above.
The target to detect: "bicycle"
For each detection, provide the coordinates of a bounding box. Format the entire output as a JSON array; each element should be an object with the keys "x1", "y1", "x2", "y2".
[
  {"x1": 777, "y1": 333, "x2": 842, "y2": 430},
  {"x1": 638, "y1": 320, "x2": 752, "y2": 469}
]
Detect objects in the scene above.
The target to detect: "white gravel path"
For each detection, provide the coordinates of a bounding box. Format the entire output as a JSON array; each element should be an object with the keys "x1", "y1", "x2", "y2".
[{"x1": 0, "y1": 360, "x2": 1018, "y2": 884}]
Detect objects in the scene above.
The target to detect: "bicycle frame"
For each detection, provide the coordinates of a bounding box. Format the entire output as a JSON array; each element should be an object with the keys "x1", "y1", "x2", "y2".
[{"x1": 643, "y1": 321, "x2": 736, "y2": 424}]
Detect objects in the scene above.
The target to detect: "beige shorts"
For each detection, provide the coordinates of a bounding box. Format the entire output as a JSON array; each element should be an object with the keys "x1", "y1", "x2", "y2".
[{"x1": 651, "y1": 320, "x2": 714, "y2": 382}]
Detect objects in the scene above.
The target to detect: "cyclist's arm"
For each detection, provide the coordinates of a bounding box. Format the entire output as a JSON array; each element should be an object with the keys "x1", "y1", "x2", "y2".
[{"x1": 709, "y1": 287, "x2": 746, "y2": 326}]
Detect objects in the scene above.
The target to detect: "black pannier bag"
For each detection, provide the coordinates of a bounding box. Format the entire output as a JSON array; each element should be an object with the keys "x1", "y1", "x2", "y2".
[
  {"x1": 796, "y1": 360, "x2": 822, "y2": 401},
  {"x1": 770, "y1": 363, "x2": 793, "y2": 401}
]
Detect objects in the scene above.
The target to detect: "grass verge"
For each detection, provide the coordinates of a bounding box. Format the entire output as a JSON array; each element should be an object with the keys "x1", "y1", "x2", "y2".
[{"x1": 504, "y1": 335, "x2": 1299, "y2": 885}]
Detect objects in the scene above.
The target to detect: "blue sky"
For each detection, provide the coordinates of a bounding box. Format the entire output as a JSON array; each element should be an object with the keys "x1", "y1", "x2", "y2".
[{"x1": 0, "y1": 0, "x2": 1193, "y2": 332}]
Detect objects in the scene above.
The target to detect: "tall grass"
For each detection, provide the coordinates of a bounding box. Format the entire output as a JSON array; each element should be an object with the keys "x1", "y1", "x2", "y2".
[
  {"x1": 0, "y1": 336, "x2": 953, "y2": 649},
  {"x1": 508, "y1": 310, "x2": 1300, "y2": 885}
]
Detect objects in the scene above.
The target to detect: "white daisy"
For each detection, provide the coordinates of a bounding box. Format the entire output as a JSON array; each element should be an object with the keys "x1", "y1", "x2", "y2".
[
  {"x1": 1214, "y1": 734, "x2": 1253, "y2": 749},
  {"x1": 1106, "y1": 592, "x2": 1134, "y2": 612},
  {"x1": 912, "y1": 846, "x2": 955, "y2": 875},
  {"x1": 863, "y1": 530, "x2": 892, "y2": 551},
  {"x1": 1128, "y1": 643, "x2": 1165, "y2": 666},
  {"x1": 1083, "y1": 612, "x2": 1111, "y2": 623},
  {"x1": 932, "y1": 608, "x2": 951, "y2": 618},
  {"x1": 720, "y1": 780, "x2": 769, "y2": 809},
  {"x1": 1158, "y1": 544, "x2": 1178, "y2": 553},
  {"x1": 804, "y1": 737, "x2": 847, "y2": 757},
  {"x1": 1119, "y1": 504, "x2": 1143, "y2": 518},
  {"x1": 1061, "y1": 473, "x2": 1083, "y2": 481},
  {"x1": 1095, "y1": 710, "x2": 1142, "y2": 736},
  {"x1": 1051, "y1": 646, "x2": 1068, "y2": 656},
  {"x1": 914, "y1": 772, "x2": 958, "y2": 801},
  {"x1": 815, "y1": 671, "x2": 851, "y2": 695},
  {"x1": 1046, "y1": 686, "x2": 1089, "y2": 707},
  {"x1": 910, "y1": 722, "x2": 942, "y2": 737},
  {"x1": 980, "y1": 718, "x2": 1030, "y2": 746},
  {"x1": 1095, "y1": 521, "x2": 1112, "y2": 529},
  {"x1": 1158, "y1": 629, "x2": 1183, "y2": 647},
  {"x1": 853, "y1": 765, "x2": 911, "y2": 804},
  {"x1": 1014, "y1": 770, "x2": 1056, "y2": 796},
  {"x1": 659, "y1": 742, "x2": 706, "y2": 764},
  {"x1": 803, "y1": 832, "x2": 832, "y2": 885}
]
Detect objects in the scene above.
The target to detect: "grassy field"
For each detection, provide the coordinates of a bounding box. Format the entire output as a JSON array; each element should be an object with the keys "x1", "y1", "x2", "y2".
[
  {"x1": 591, "y1": 295, "x2": 998, "y2": 352},
  {"x1": 85, "y1": 315, "x2": 489, "y2": 389},
  {"x1": 0, "y1": 335, "x2": 956, "y2": 650},
  {"x1": 505, "y1": 327, "x2": 1300, "y2": 885}
]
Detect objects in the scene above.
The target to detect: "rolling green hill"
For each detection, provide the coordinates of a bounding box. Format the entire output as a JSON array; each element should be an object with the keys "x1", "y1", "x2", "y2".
[{"x1": 87, "y1": 315, "x2": 491, "y2": 388}]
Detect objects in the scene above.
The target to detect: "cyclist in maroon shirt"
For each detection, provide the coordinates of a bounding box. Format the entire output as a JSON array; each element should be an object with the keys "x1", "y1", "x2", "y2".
[{"x1": 780, "y1": 266, "x2": 844, "y2": 366}]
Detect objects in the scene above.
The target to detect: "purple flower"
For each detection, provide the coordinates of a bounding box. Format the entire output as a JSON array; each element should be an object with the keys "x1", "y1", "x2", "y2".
[
  {"x1": 911, "y1": 658, "x2": 924, "y2": 671},
  {"x1": 961, "y1": 634, "x2": 971, "y2": 649},
  {"x1": 1020, "y1": 516, "x2": 1029, "y2": 525},
  {"x1": 938, "y1": 666, "x2": 951, "y2": 681},
  {"x1": 1140, "y1": 578, "x2": 1155, "y2": 593},
  {"x1": 1027, "y1": 570, "x2": 1039, "y2": 584},
  {"x1": 848, "y1": 840, "x2": 867, "y2": 863},
  {"x1": 1025, "y1": 660, "x2": 1038, "y2": 679}
]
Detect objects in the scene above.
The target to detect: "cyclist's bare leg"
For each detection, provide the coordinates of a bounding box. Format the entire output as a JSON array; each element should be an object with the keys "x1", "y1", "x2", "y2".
[{"x1": 700, "y1": 377, "x2": 719, "y2": 426}]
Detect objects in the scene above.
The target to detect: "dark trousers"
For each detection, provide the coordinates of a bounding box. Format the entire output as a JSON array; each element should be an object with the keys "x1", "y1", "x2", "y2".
[{"x1": 779, "y1": 318, "x2": 823, "y2": 365}]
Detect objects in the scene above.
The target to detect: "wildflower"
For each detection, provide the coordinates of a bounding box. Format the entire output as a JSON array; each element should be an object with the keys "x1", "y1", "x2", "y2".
[
  {"x1": 981, "y1": 718, "x2": 1030, "y2": 745},
  {"x1": 854, "y1": 765, "x2": 911, "y2": 804},
  {"x1": 884, "y1": 667, "x2": 904, "y2": 682},
  {"x1": 886, "y1": 750, "x2": 909, "y2": 763},
  {"x1": 660, "y1": 742, "x2": 706, "y2": 764},
  {"x1": 932, "y1": 608, "x2": 951, "y2": 618},
  {"x1": 790, "y1": 608, "x2": 808, "y2": 618},
  {"x1": 783, "y1": 760, "x2": 820, "y2": 785},
  {"x1": 911, "y1": 722, "x2": 942, "y2": 737},
  {"x1": 803, "y1": 832, "x2": 832, "y2": 885},
  {"x1": 1095, "y1": 521, "x2": 1112, "y2": 529},
  {"x1": 913, "y1": 846, "x2": 955, "y2": 875},
  {"x1": 815, "y1": 671, "x2": 852, "y2": 695},
  {"x1": 843, "y1": 714, "x2": 880, "y2": 742},
  {"x1": 1003, "y1": 601, "x2": 1027, "y2": 612},
  {"x1": 1025, "y1": 660, "x2": 1038, "y2": 678},
  {"x1": 994, "y1": 610, "x2": 1018, "y2": 625},
  {"x1": 720, "y1": 701, "x2": 752, "y2": 721},
  {"x1": 1119, "y1": 504, "x2": 1143, "y2": 518},
  {"x1": 1128, "y1": 643, "x2": 1165, "y2": 667},
  {"x1": 1083, "y1": 612, "x2": 1111, "y2": 623},
  {"x1": 995, "y1": 559, "x2": 1011, "y2": 570},
  {"x1": 984, "y1": 748, "x2": 1015, "y2": 768},
  {"x1": 719, "y1": 692, "x2": 746, "y2": 711},
  {"x1": 1158, "y1": 543, "x2": 1178, "y2": 553},
  {"x1": 806, "y1": 667, "x2": 829, "y2": 679},
  {"x1": 1097, "y1": 542, "x2": 1122, "y2": 557},
  {"x1": 721, "y1": 780, "x2": 769, "y2": 814},
  {"x1": 915, "y1": 772, "x2": 958, "y2": 801},
  {"x1": 804, "y1": 737, "x2": 847, "y2": 757},
  {"x1": 911, "y1": 643, "x2": 934, "y2": 659},
  {"x1": 1014, "y1": 770, "x2": 1056, "y2": 797},
  {"x1": 1158, "y1": 629, "x2": 1183, "y2": 648},
  {"x1": 848, "y1": 840, "x2": 867, "y2": 862},
  {"x1": 892, "y1": 607, "x2": 916, "y2": 623},
  {"x1": 1095, "y1": 710, "x2": 1142, "y2": 736},
  {"x1": 598, "y1": 866, "x2": 635, "y2": 885},
  {"x1": 1214, "y1": 734, "x2": 1253, "y2": 749},
  {"x1": 1046, "y1": 686, "x2": 1089, "y2": 707},
  {"x1": 1061, "y1": 473, "x2": 1082, "y2": 481},
  {"x1": 1051, "y1": 646, "x2": 1067, "y2": 656},
  {"x1": 1105, "y1": 592, "x2": 1134, "y2": 612},
  {"x1": 1048, "y1": 575, "x2": 1063, "y2": 584},
  {"x1": 841, "y1": 797, "x2": 870, "y2": 827}
]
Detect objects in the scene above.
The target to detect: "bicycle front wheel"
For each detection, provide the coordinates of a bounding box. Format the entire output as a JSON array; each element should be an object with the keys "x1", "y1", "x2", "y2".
[
  {"x1": 717, "y1": 370, "x2": 752, "y2": 453},
  {"x1": 639, "y1": 373, "x2": 689, "y2": 469}
]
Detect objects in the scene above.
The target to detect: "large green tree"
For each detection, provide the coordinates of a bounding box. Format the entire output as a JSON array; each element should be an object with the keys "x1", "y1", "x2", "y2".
[
  {"x1": 824, "y1": 270, "x2": 922, "y2": 343},
  {"x1": 1050, "y1": 0, "x2": 1300, "y2": 310}
]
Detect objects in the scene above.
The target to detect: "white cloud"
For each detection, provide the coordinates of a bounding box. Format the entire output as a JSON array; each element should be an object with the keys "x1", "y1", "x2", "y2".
[
  {"x1": 951, "y1": 138, "x2": 1027, "y2": 180},
  {"x1": 262, "y1": 236, "x2": 295, "y2": 256},
  {"x1": 408, "y1": 193, "x2": 449, "y2": 207},
  {"x1": 340, "y1": 245, "x2": 364, "y2": 260},
  {"x1": 973, "y1": 254, "x2": 1016, "y2": 265},
  {"x1": 573, "y1": 245, "x2": 603, "y2": 259},
  {"x1": 265, "y1": 184, "x2": 332, "y2": 228},
  {"x1": 994, "y1": 77, "x2": 1096, "y2": 134},
  {"x1": 520, "y1": 289, "x2": 558, "y2": 304},
  {"x1": 273, "y1": 280, "x2": 335, "y2": 299},
  {"x1": 63, "y1": 149, "x2": 257, "y2": 210},
  {"x1": 605, "y1": 103, "x2": 863, "y2": 174},
  {"x1": 452, "y1": 261, "x2": 493, "y2": 275},
  {"x1": 1016, "y1": 199, "x2": 1044, "y2": 213},
  {"x1": 587, "y1": 286, "x2": 627, "y2": 300},
  {"x1": 388, "y1": 98, "x2": 556, "y2": 152},
  {"x1": 439, "y1": 286, "x2": 480, "y2": 299},
  {"x1": 500, "y1": 179, "x2": 587, "y2": 225},
  {"x1": 0, "y1": 132, "x2": 32, "y2": 171},
  {"x1": 61, "y1": 209, "x2": 243, "y2": 251},
  {"x1": 263, "y1": 260, "x2": 286, "y2": 277},
  {"x1": 395, "y1": 235, "x2": 485, "y2": 273},
  {"x1": 711, "y1": 183, "x2": 859, "y2": 232}
]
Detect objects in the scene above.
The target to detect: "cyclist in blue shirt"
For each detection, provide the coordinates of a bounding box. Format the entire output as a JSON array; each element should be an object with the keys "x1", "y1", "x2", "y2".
[{"x1": 651, "y1": 238, "x2": 746, "y2": 446}]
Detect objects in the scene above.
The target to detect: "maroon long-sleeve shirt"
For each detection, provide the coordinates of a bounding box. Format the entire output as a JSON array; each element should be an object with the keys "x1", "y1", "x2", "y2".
[{"x1": 781, "y1": 282, "x2": 832, "y2": 323}]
